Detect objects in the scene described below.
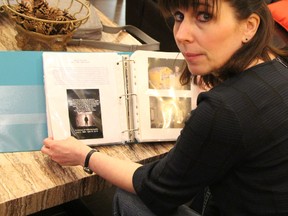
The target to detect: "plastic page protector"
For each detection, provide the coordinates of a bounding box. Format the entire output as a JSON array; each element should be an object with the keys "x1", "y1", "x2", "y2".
[{"x1": 0, "y1": 51, "x2": 47, "y2": 152}]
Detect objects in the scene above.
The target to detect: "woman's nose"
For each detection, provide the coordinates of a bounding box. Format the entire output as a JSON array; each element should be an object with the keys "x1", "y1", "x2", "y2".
[{"x1": 174, "y1": 21, "x2": 195, "y2": 44}]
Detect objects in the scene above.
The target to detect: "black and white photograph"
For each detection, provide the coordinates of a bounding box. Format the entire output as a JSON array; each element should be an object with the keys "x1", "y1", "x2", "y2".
[{"x1": 67, "y1": 89, "x2": 103, "y2": 139}]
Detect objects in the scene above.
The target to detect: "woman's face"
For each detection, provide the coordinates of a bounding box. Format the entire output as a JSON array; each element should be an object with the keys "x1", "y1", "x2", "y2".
[{"x1": 173, "y1": 1, "x2": 245, "y2": 75}]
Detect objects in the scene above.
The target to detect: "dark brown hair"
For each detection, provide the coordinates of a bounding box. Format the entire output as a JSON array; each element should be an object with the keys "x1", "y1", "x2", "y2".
[{"x1": 158, "y1": 0, "x2": 288, "y2": 87}]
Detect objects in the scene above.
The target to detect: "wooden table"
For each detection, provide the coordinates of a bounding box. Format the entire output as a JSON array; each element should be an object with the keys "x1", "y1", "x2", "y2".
[{"x1": 0, "y1": 7, "x2": 174, "y2": 216}]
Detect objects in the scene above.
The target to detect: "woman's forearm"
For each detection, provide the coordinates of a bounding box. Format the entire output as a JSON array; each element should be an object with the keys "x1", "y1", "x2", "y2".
[
  {"x1": 88, "y1": 152, "x2": 142, "y2": 193},
  {"x1": 42, "y1": 137, "x2": 141, "y2": 193}
]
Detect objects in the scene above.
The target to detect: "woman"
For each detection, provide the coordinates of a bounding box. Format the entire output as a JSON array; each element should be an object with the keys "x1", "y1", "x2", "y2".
[{"x1": 41, "y1": 0, "x2": 288, "y2": 215}]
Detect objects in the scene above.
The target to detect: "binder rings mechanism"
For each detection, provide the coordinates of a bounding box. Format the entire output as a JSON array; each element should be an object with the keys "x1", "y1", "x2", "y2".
[
  {"x1": 119, "y1": 57, "x2": 139, "y2": 144},
  {"x1": 119, "y1": 93, "x2": 138, "y2": 144}
]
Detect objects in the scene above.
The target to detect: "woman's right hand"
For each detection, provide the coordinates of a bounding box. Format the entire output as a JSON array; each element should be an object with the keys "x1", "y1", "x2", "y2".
[{"x1": 41, "y1": 136, "x2": 92, "y2": 167}]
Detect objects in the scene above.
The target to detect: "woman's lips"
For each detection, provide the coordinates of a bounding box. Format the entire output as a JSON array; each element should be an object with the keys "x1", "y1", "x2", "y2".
[{"x1": 183, "y1": 52, "x2": 204, "y2": 62}]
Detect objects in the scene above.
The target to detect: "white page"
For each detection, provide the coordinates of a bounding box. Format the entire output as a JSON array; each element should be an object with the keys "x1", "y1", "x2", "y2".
[
  {"x1": 43, "y1": 52, "x2": 128, "y2": 146},
  {"x1": 130, "y1": 50, "x2": 197, "y2": 142}
]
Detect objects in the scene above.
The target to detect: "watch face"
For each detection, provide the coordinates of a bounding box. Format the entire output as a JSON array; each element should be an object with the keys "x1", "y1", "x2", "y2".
[{"x1": 83, "y1": 167, "x2": 93, "y2": 174}]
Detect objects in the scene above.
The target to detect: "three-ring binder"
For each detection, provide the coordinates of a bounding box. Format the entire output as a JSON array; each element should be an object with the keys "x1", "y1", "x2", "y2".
[{"x1": 119, "y1": 57, "x2": 139, "y2": 143}]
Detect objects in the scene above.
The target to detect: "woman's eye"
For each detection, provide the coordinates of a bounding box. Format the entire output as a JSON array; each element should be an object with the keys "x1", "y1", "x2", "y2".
[
  {"x1": 173, "y1": 11, "x2": 184, "y2": 22},
  {"x1": 197, "y1": 12, "x2": 212, "y2": 22}
]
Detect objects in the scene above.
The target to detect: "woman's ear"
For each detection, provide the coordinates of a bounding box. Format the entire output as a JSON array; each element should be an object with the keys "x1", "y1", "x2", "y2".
[{"x1": 242, "y1": 13, "x2": 260, "y2": 43}]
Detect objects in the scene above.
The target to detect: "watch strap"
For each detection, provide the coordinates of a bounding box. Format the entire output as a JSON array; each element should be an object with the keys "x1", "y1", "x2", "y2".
[{"x1": 83, "y1": 149, "x2": 98, "y2": 174}]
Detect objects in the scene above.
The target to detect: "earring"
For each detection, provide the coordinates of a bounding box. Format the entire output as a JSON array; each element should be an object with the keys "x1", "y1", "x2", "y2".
[{"x1": 242, "y1": 38, "x2": 249, "y2": 44}]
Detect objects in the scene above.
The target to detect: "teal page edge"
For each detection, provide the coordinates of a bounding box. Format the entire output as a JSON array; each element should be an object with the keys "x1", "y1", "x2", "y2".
[{"x1": 0, "y1": 51, "x2": 47, "y2": 153}]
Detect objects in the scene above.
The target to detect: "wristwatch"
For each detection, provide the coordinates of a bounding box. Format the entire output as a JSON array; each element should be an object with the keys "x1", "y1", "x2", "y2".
[{"x1": 83, "y1": 149, "x2": 99, "y2": 174}]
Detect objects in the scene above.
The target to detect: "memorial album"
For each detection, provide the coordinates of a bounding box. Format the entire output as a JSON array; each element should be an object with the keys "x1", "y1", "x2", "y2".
[{"x1": 43, "y1": 51, "x2": 200, "y2": 146}]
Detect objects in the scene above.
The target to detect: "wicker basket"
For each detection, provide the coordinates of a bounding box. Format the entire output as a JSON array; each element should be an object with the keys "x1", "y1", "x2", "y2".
[{"x1": 1, "y1": 0, "x2": 90, "y2": 50}]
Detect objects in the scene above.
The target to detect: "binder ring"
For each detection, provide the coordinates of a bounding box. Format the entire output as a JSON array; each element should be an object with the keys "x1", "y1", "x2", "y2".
[
  {"x1": 121, "y1": 128, "x2": 139, "y2": 134},
  {"x1": 119, "y1": 93, "x2": 137, "y2": 100}
]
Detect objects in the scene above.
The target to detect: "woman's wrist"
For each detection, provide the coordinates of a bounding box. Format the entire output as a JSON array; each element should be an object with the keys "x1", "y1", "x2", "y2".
[{"x1": 79, "y1": 146, "x2": 93, "y2": 167}]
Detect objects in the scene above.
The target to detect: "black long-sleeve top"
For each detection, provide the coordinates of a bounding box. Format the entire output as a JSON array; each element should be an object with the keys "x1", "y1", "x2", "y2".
[{"x1": 133, "y1": 58, "x2": 288, "y2": 215}]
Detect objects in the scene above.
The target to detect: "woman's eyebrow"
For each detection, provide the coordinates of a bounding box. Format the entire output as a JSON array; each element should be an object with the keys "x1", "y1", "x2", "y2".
[{"x1": 197, "y1": 0, "x2": 213, "y2": 8}]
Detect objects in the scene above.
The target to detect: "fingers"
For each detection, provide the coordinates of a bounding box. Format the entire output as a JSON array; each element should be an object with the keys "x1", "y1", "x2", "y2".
[
  {"x1": 43, "y1": 137, "x2": 53, "y2": 148},
  {"x1": 41, "y1": 136, "x2": 69, "y2": 157},
  {"x1": 41, "y1": 144, "x2": 50, "y2": 157},
  {"x1": 41, "y1": 137, "x2": 54, "y2": 156}
]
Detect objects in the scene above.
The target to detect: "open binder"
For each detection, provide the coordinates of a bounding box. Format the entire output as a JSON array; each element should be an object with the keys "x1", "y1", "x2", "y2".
[{"x1": 43, "y1": 51, "x2": 199, "y2": 146}]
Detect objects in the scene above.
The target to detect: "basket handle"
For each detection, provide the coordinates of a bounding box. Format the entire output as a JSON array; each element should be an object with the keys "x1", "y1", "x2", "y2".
[{"x1": 69, "y1": 24, "x2": 160, "y2": 51}]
